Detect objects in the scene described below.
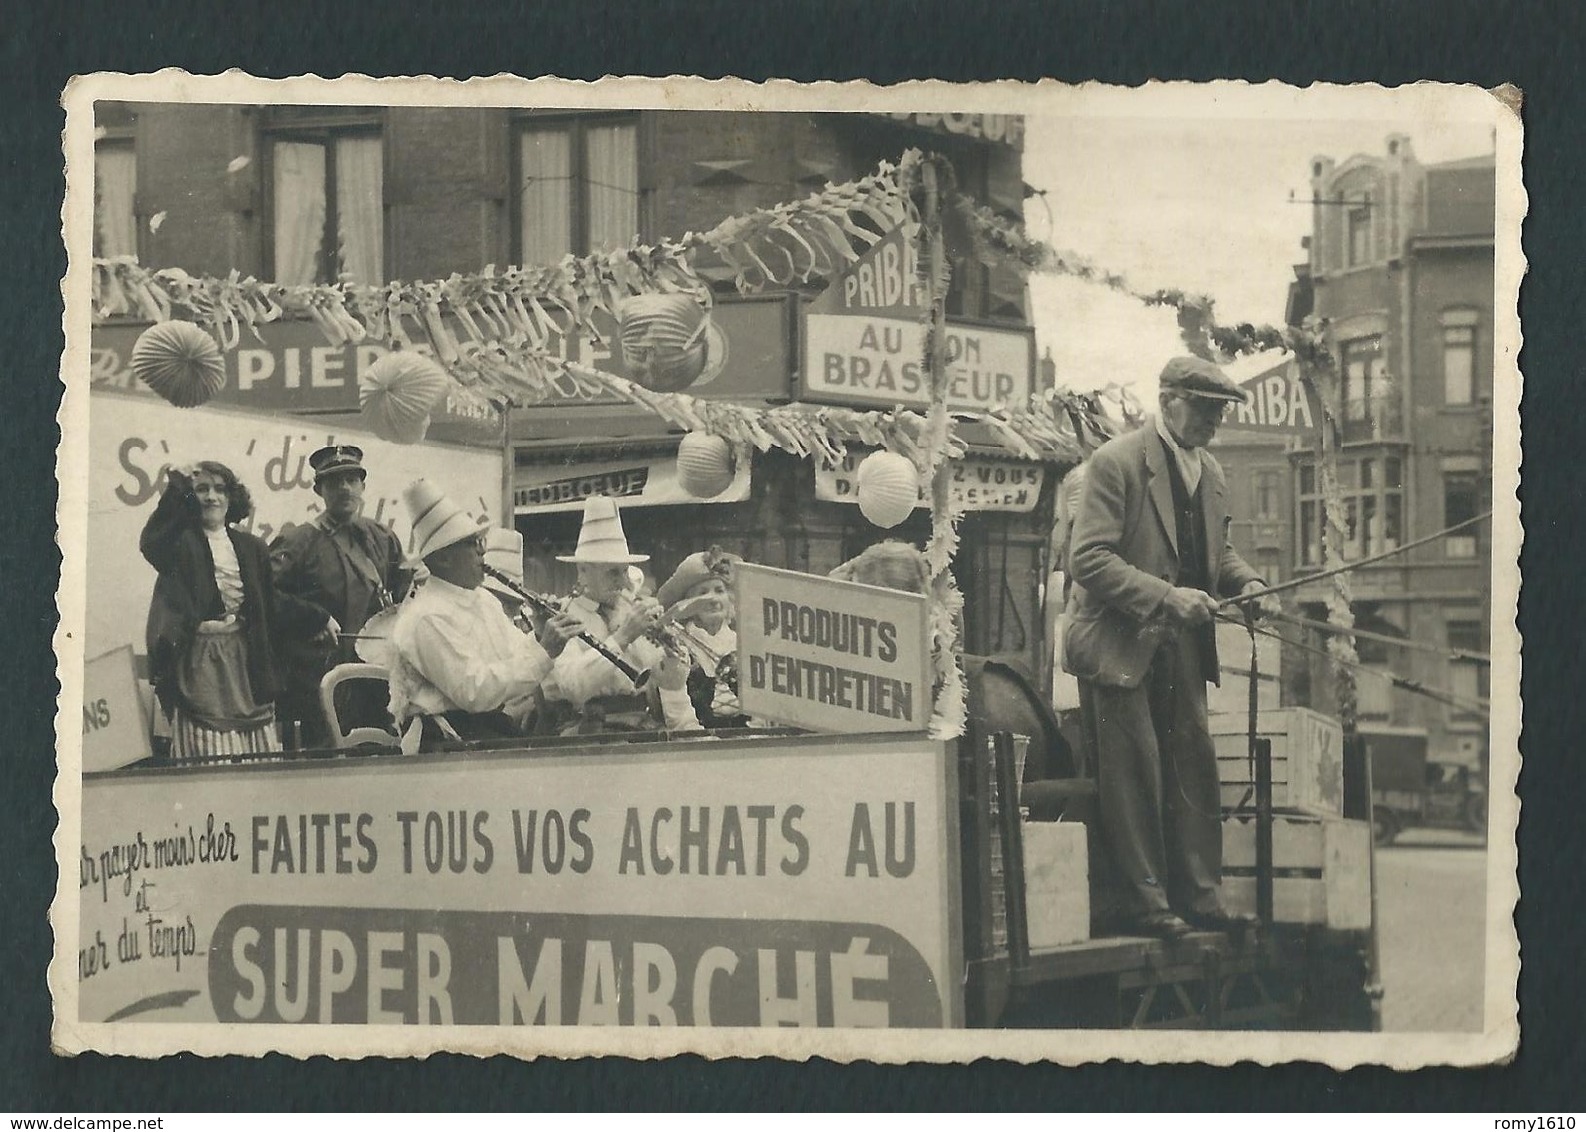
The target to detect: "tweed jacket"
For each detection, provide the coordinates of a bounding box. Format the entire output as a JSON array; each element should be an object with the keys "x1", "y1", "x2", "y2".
[{"x1": 1061, "y1": 423, "x2": 1263, "y2": 689}]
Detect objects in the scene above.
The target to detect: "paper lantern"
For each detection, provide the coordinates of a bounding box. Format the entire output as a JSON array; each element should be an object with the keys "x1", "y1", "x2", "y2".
[
  {"x1": 130, "y1": 320, "x2": 226, "y2": 408},
  {"x1": 359, "y1": 351, "x2": 451, "y2": 445},
  {"x1": 617, "y1": 293, "x2": 728, "y2": 393},
  {"x1": 675, "y1": 432, "x2": 736, "y2": 498},
  {"x1": 856, "y1": 450, "x2": 920, "y2": 529}
]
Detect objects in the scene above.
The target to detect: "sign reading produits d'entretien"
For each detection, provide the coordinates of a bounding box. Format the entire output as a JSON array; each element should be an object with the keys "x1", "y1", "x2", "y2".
[{"x1": 735, "y1": 564, "x2": 932, "y2": 733}]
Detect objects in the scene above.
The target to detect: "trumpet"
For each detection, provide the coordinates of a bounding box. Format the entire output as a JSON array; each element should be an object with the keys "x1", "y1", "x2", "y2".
[{"x1": 482, "y1": 564, "x2": 651, "y2": 690}]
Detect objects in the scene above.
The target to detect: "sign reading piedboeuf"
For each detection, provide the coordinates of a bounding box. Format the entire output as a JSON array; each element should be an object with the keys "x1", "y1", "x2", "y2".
[
  {"x1": 735, "y1": 564, "x2": 932, "y2": 733},
  {"x1": 75, "y1": 734, "x2": 960, "y2": 1030},
  {"x1": 800, "y1": 226, "x2": 1034, "y2": 413}
]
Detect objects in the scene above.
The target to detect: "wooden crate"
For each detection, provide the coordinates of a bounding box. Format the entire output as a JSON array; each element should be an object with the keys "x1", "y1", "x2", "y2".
[
  {"x1": 1210, "y1": 706, "x2": 1344, "y2": 817},
  {"x1": 1020, "y1": 820, "x2": 1090, "y2": 951},
  {"x1": 1207, "y1": 621, "x2": 1282, "y2": 715},
  {"x1": 1221, "y1": 813, "x2": 1371, "y2": 930}
]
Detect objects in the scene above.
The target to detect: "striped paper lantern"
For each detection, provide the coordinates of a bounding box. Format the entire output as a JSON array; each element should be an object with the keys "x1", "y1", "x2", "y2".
[
  {"x1": 130, "y1": 320, "x2": 226, "y2": 408},
  {"x1": 856, "y1": 450, "x2": 920, "y2": 529},
  {"x1": 618, "y1": 293, "x2": 718, "y2": 393},
  {"x1": 359, "y1": 351, "x2": 451, "y2": 445},
  {"x1": 676, "y1": 432, "x2": 736, "y2": 498}
]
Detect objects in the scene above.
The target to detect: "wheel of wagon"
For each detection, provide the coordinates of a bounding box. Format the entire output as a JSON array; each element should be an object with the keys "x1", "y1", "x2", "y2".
[
  {"x1": 1372, "y1": 808, "x2": 1400, "y2": 847},
  {"x1": 1463, "y1": 792, "x2": 1488, "y2": 836}
]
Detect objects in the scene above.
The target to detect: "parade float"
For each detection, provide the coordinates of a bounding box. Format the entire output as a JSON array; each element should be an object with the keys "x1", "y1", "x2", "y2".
[{"x1": 72, "y1": 150, "x2": 1397, "y2": 1033}]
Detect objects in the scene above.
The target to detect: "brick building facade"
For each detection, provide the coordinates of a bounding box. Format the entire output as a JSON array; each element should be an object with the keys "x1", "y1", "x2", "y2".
[{"x1": 93, "y1": 102, "x2": 1058, "y2": 672}]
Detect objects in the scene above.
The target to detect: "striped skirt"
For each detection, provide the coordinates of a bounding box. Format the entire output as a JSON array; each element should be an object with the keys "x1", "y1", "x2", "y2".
[
  {"x1": 169, "y1": 703, "x2": 281, "y2": 762},
  {"x1": 168, "y1": 619, "x2": 281, "y2": 763}
]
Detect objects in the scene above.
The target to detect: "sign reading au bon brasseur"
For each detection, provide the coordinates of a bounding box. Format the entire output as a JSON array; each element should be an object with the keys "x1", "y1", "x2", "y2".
[
  {"x1": 735, "y1": 564, "x2": 932, "y2": 734},
  {"x1": 799, "y1": 225, "x2": 1034, "y2": 413},
  {"x1": 78, "y1": 734, "x2": 958, "y2": 1028}
]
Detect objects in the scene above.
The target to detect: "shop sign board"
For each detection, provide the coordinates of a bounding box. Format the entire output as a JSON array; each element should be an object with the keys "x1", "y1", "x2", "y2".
[
  {"x1": 81, "y1": 646, "x2": 152, "y2": 774},
  {"x1": 874, "y1": 112, "x2": 1025, "y2": 149},
  {"x1": 815, "y1": 448, "x2": 1045, "y2": 513},
  {"x1": 1224, "y1": 357, "x2": 1322, "y2": 435},
  {"x1": 735, "y1": 564, "x2": 932, "y2": 734},
  {"x1": 74, "y1": 734, "x2": 959, "y2": 1029},
  {"x1": 514, "y1": 453, "x2": 751, "y2": 515},
  {"x1": 84, "y1": 391, "x2": 502, "y2": 662},
  {"x1": 90, "y1": 319, "x2": 501, "y2": 444},
  {"x1": 800, "y1": 227, "x2": 1034, "y2": 412}
]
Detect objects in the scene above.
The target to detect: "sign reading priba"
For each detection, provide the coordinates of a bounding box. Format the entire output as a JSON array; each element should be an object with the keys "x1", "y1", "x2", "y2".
[
  {"x1": 77, "y1": 734, "x2": 958, "y2": 1028},
  {"x1": 801, "y1": 227, "x2": 1033, "y2": 412},
  {"x1": 1225, "y1": 357, "x2": 1322, "y2": 435}
]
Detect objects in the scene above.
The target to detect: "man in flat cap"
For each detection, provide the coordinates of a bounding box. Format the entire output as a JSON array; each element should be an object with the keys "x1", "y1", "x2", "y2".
[
  {"x1": 1062, "y1": 356, "x2": 1278, "y2": 939},
  {"x1": 270, "y1": 444, "x2": 409, "y2": 748}
]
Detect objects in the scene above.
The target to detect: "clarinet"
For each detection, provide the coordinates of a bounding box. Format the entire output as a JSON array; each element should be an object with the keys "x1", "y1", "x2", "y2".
[{"x1": 481, "y1": 564, "x2": 651, "y2": 690}]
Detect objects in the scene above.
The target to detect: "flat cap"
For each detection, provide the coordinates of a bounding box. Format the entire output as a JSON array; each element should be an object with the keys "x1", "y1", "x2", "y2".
[{"x1": 1158, "y1": 356, "x2": 1248, "y2": 403}]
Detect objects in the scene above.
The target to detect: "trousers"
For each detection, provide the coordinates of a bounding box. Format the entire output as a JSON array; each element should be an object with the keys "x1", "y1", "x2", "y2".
[{"x1": 1078, "y1": 627, "x2": 1224, "y2": 918}]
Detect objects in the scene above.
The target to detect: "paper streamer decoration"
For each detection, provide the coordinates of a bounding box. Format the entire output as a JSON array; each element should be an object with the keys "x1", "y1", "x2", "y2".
[
  {"x1": 129, "y1": 320, "x2": 226, "y2": 408},
  {"x1": 675, "y1": 432, "x2": 736, "y2": 498},
  {"x1": 616, "y1": 293, "x2": 728, "y2": 393},
  {"x1": 856, "y1": 450, "x2": 921, "y2": 528},
  {"x1": 358, "y1": 351, "x2": 452, "y2": 445}
]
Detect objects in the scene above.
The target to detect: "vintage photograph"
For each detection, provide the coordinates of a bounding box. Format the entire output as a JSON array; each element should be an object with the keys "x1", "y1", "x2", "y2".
[{"x1": 52, "y1": 74, "x2": 1522, "y2": 1065}]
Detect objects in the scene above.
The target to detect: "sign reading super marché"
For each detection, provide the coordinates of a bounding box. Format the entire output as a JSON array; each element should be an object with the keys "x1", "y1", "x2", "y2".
[{"x1": 800, "y1": 226, "x2": 1034, "y2": 412}]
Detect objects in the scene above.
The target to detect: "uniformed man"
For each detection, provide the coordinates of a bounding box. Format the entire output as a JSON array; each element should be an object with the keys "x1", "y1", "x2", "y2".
[{"x1": 270, "y1": 444, "x2": 409, "y2": 747}]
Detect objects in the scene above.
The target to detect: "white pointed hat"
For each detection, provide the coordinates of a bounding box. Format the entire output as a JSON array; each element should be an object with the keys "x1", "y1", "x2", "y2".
[
  {"x1": 556, "y1": 495, "x2": 649, "y2": 564},
  {"x1": 481, "y1": 527, "x2": 525, "y2": 598},
  {"x1": 404, "y1": 479, "x2": 487, "y2": 563}
]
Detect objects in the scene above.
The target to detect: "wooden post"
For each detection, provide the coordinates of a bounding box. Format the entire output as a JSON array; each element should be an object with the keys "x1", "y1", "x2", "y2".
[{"x1": 499, "y1": 403, "x2": 515, "y2": 527}]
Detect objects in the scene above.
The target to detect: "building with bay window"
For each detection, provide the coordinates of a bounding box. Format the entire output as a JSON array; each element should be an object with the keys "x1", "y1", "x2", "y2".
[
  {"x1": 89, "y1": 103, "x2": 1057, "y2": 675},
  {"x1": 1216, "y1": 134, "x2": 1495, "y2": 769}
]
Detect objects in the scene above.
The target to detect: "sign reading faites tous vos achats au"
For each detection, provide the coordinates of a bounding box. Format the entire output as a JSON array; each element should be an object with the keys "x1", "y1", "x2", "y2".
[
  {"x1": 76, "y1": 735, "x2": 959, "y2": 1028},
  {"x1": 734, "y1": 564, "x2": 933, "y2": 734}
]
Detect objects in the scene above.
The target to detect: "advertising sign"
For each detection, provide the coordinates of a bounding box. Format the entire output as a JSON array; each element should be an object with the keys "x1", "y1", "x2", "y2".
[
  {"x1": 874, "y1": 112, "x2": 1025, "y2": 150},
  {"x1": 800, "y1": 227, "x2": 1034, "y2": 412},
  {"x1": 1225, "y1": 357, "x2": 1322, "y2": 435},
  {"x1": 86, "y1": 391, "x2": 503, "y2": 662},
  {"x1": 735, "y1": 564, "x2": 932, "y2": 734},
  {"x1": 816, "y1": 448, "x2": 1045, "y2": 513},
  {"x1": 75, "y1": 734, "x2": 959, "y2": 1028},
  {"x1": 515, "y1": 452, "x2": 751, "y2": 515},
  {"x1": 91, "y1": 319, "x2": 498, "y2": 445},
  {"x1": 81, "y1": 646, "x2": 152, "y2": 774}
]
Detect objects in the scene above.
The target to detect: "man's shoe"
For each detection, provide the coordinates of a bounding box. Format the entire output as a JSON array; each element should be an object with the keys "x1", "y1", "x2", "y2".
[
  {"x1": 1183, "y1": 906, "x2": 1260, "y2": 932},
  {"x1": 1125, "y1": 910, "x2": 1195, "y2": 940}
]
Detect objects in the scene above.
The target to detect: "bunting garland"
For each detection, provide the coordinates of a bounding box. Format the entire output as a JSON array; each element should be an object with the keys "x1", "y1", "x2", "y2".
[{"x1": 89, "y1": 145, "x2": 1350, "y2": 740}]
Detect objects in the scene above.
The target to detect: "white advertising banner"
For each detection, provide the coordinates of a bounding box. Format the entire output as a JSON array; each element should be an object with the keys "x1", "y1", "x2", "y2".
[
  {"x1": 815, "y1": 449, "x2": 1046, "y2": 513},
  {"x1": 81, "y1": 645, "x2": 152, "y2": 774},
  {"x1": 86, "y1": 390, "x2": 504, "y2": 661},
  {"x1": 75, "y1": 734, "x2": 959, "y2": 1029},
  {"x1": 803, "y1": 314, "x2": 1034, "y2": 412}
]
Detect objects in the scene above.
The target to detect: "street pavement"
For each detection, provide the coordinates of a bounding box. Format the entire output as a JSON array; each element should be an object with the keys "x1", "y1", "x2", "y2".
[{"x1": 1374, "y1": 828, "x2": 1490, "y2": 1032}]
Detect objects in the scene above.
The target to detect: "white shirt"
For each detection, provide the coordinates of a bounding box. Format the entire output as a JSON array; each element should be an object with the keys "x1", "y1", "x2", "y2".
[
  {"x1": 1154, "y1": 413, "x2": 1205, "y2": 495},
  {"x1": 553, "y1": 593, "x2": 699, "y2": 730},
  {"x1": 205, "y1": 528, "x2": 244, "y2": 615},
  {"x1": 388, "y1": 576, "x2": 554, "y2": 728}
]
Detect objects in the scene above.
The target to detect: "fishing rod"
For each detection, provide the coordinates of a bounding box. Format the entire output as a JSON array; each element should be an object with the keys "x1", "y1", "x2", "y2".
[
  {"x1": 1261, "y1": 607, "x2": 1491, "y2": 665},
  {"x1": 482, "y1": 563, "x2": 651, "y2": 690},
  {"x1": 1215, "y1": 510, "x2": 1493, "y2": 609},
  {"x1": 1214, "y1": 611, "x2": 1489, "y2": 718}
]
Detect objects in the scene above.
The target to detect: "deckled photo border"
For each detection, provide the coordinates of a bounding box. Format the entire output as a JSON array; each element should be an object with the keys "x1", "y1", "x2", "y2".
[{"x1": 51, "y1": 70, "x2": 1525, "y2": 1067}]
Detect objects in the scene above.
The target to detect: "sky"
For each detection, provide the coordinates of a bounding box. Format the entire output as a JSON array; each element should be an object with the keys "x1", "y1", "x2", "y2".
[{"x1": 1019, "y1": 89, "x2": 1501, "y2": 399}]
